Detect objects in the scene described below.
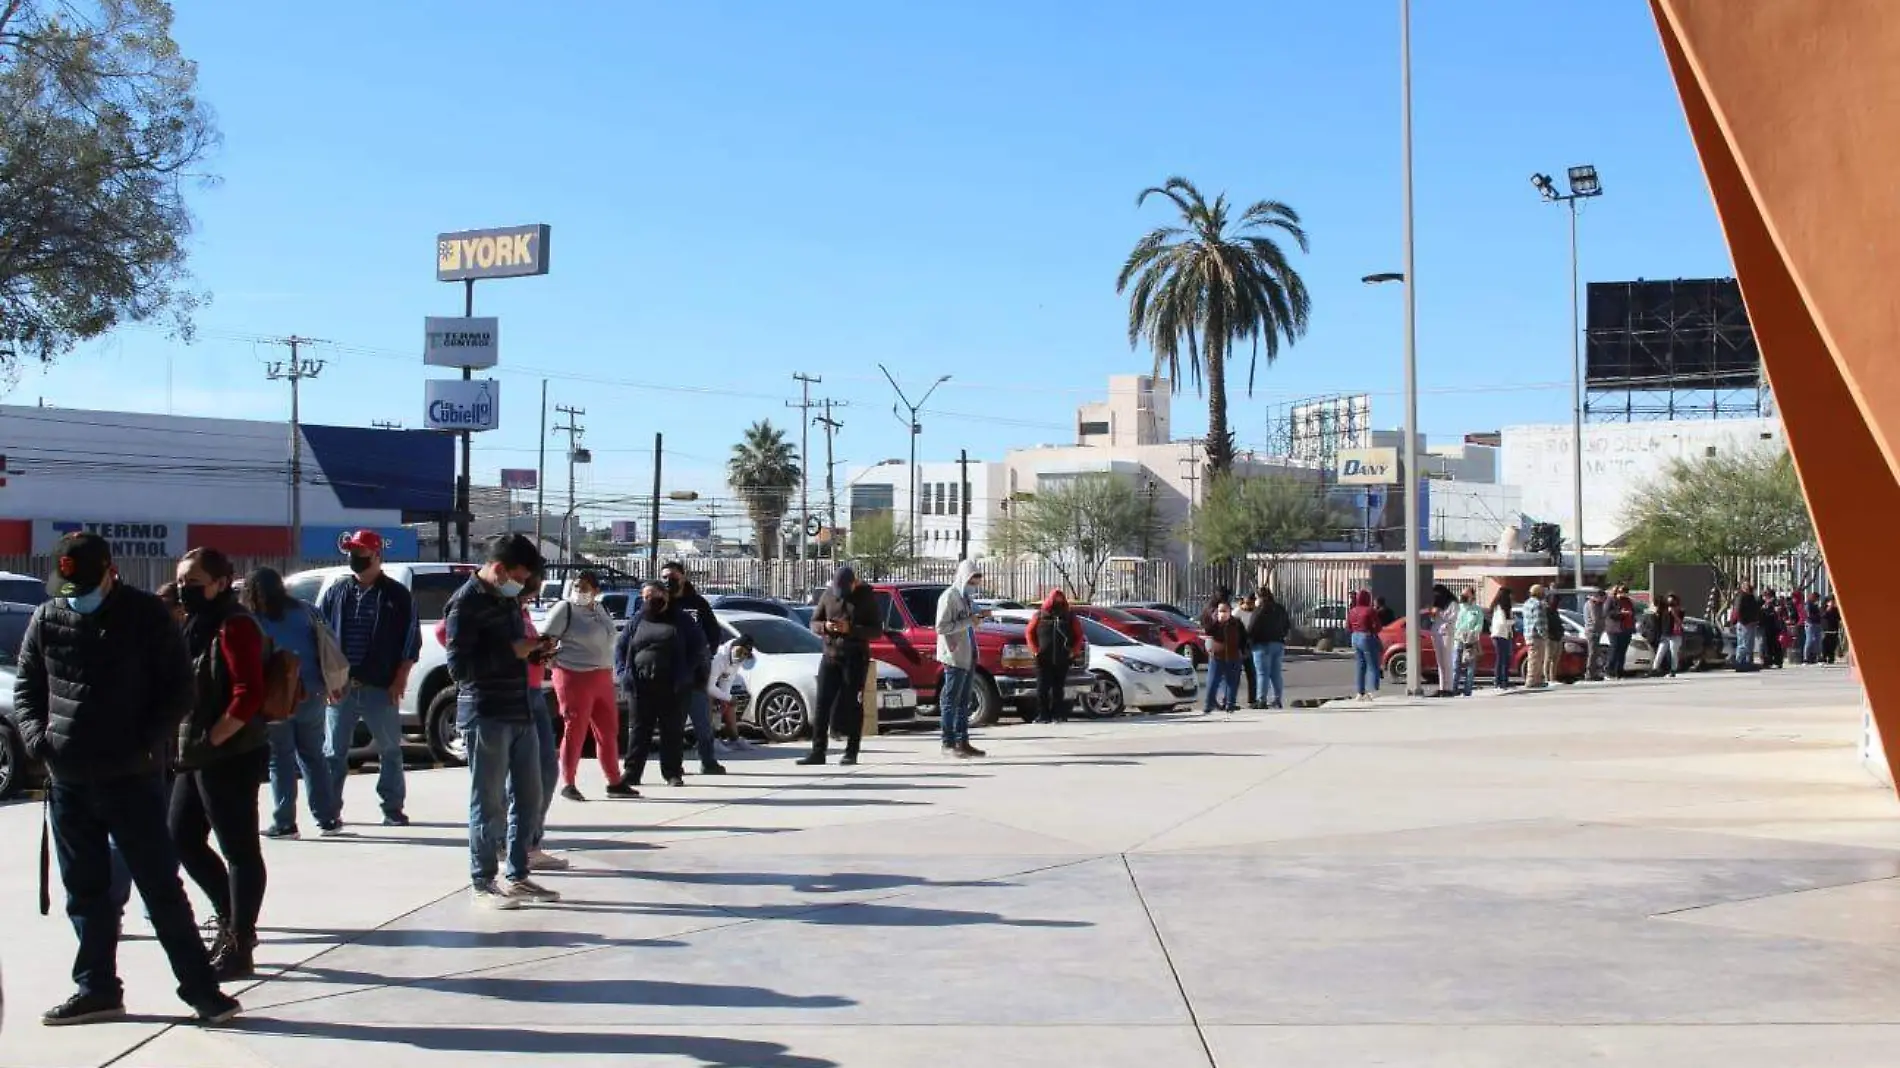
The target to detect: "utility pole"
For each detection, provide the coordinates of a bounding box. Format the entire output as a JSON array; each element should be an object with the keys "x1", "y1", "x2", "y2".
[
  {"x1": 813, "y1": 399, "x2": 846, "y2": 559},
  {"x1": 534, "y1": 380, "x2": 548, "y2": 554},
  {"x1": 648, "y1": 433, "x2": 663, "y2": 573},
  {"x1": 1179, "y1": 437, "x2": 1202, "y2": 569},
  {"x1": 553, "y1": 405, "x2": 586, "y2": 564},
  {"x1": 265, "y1": 337, "x2": 325, "y2": 562},
  {"x1": 788, "y1": 373, "x2": 822, "y2": 573},
  {"x1": 958, "y1": 449, "x2": 971, "y2": 561}
]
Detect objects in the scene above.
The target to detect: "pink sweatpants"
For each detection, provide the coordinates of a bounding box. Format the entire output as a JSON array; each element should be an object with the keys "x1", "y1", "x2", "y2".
[{"x1": 554, "y1": 667, "x2": 621, "y2": 787}]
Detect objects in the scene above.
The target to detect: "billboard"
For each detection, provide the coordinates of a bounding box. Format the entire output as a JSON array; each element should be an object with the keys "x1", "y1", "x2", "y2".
[
  {"x1": 423, "y1": 317, "x2": 499, "y2": 368},
  {"x1": 424, "y1": 379, "x2": 500, "y2": 432},
  {"x1": 610, "y1": 520, "x2": 638, "y2": 543},
  {"x1": 1287, "y1": 394, "x2": 1370, "y2": 464},
  {"x1": 656, "y1": 519, "x2": 712, "y2": 542},
  {"x1": 33, "y1": 519, "x2": 184, "y2": 558},
  {"x1": 1584, "y1": 278, "x2": 1759, "y2": 388},
  {"x1": 436, "y1": 224, "x2": 551, "y2": 281},
  {"x1": 1335, "y1": 446, "x2": 1399, "y2": 485},
  {"x1": 499, "y1": 468, "x2": 537, "y2": 490}
]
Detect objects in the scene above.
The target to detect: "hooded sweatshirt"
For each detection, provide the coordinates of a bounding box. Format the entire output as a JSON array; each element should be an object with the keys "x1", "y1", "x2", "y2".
[
  {"x1": 934, "y1": 559, "x2": 981, "y2": 671},
  {"x1": 1025, "y1": 589, "x2": 1083, "y2": 665},
  {"x1": 1345, "y1": 590, "x2": 1381, "y2": 635}
]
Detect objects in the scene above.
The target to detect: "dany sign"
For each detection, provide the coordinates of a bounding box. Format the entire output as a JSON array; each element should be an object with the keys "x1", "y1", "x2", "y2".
[
  {"x1": 1336, "y1": 446, "x2": 1401, "y2": 486},
  {"x1": 436, "y1": 224, "x2": 551, "y2": 282}
]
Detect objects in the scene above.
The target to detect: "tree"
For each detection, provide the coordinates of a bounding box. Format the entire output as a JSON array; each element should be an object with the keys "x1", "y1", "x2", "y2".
[
  {"x1": 0, "y1": 0, "x2": 217, "y2": 370},
  {"x1": 847, "y1": 512, "x2": 910, "y2": 581},
  {"x1": 1616, "y1": 447, "x2": 1815, "y2": 590},
  {"x1": 1189, "y1": 474, "x2": 1338, "y2": 585},
  {"x1": 1117, "y1": 176, "x2": 1312, "y2": 475},
  {"x1": 727, "y1": 420, "x2": 800, "y2": 561},
  {"x1": 1004, "y1": 474, "x2": 1166, "y2": 601}
]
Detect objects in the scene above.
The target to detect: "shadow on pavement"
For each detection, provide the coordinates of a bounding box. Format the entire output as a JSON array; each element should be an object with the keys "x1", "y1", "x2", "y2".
[
  {"x1": 557, "y1": 898, "x2": 1092, "y2": 929},
  {"x1": 261, "y1": 926, "x2": 688, "y2": 952},
  {"x1": 270, "y1": 965, "x2": 854, "y2": 1010},
  {"x1": 233, "y1": 1020, "x2": 840, "y2": 1066},
  {"x1": 558, "y1": 869, "x2": 1017, "y2": 894}
]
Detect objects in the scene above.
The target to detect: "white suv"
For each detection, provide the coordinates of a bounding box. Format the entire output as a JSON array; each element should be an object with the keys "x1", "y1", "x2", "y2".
[{"x1": 284, "y1": 562, "x2": 478, "y2": 764}]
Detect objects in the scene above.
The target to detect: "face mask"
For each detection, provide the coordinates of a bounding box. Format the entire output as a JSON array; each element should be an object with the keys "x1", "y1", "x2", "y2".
[
  {"x1": 349, "y1": 554, "x2": 374, "y2": 575},
  {"x1": 179, "y1": 584, "x2": 211, "y2": 613},
  {"x1": 496, "y1": 578, "x2": 524, "y2": 598},
  {"x1": 664, "y1": 575, "x2": 682, "y2": 594},
  {"x1": 644, "y1": 597, "x2": 666, "y2": 616},
  {"x1": 574, "y1": 591, "x2": 597, "y2": 607},
  {"x1": 68, "y1": 588, "x2": 106, "y2": 615}
]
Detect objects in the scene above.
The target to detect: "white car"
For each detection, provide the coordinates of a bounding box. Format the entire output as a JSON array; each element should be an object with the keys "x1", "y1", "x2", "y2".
[
  {"x1": 715, "y1": 610, "x2": 920, "y2": 742},
  {"x1": 1557, "y1": 609, "x2": 1657, "y2": 675},
  {"x1": 990, "y1": 609, "x2": 1198, "y2": 716},
  {"x1": 285, "y1": 562, "x2": 478, "y2": 764}
]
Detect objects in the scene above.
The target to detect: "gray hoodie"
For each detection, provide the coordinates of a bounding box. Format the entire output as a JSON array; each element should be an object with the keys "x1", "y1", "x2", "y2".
[{"x1": 934, "y1": 559, "x2": 980, "y2": 670}]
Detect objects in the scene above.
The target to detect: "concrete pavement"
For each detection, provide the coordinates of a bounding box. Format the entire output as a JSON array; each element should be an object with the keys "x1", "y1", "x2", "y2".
[{"x1": 1, "y1": 666, "x2": 1895, "y2": 1066}]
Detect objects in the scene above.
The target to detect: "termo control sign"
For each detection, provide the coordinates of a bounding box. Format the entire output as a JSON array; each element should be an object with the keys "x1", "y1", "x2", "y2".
[{"x1": 424, "y1": 379, "x2": 501, "y2": 432}]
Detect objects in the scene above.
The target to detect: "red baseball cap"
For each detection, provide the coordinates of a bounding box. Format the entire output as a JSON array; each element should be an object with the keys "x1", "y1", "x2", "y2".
[{"x1": 338, "y1": 529, "x2": 385, "y2": 555}]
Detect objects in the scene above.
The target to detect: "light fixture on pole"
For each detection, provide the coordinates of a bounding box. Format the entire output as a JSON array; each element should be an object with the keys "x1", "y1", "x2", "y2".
[
  {"x1": 876, "y1": 365, "x2": 952, "y2": 559},
  {"x1": 1531, "y1": 163, "x2": 1603, "y2": 592}
]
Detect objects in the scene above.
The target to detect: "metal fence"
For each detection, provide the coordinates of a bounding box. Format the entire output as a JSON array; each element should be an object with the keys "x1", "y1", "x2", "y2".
[{"x1": 0, "y1": 554, "x2": 341, "y2": 594}]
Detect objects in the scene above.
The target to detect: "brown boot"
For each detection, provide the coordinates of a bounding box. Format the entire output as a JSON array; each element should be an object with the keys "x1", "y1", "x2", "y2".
[{"x1": 955, "y1": 741, "x2": 986, "y2": 758}]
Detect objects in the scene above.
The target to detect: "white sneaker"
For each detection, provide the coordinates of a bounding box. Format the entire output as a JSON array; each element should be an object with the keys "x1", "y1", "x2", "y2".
[
  {"x1": 503, "y1": 878, "x2": 562, "y2": 904},
  {"x1": 472, "y1": 881, "x2": 520, "y2": 910},
  {"x1": 528, "y1": 849, "x2": 570, "y2": 872},
  {"x1": 732, "y1": 736, "x2": 755, "y2": 750}
]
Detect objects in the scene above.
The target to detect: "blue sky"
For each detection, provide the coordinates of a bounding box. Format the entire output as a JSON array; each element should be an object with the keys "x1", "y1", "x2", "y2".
[{"x1": 16, "y1": 1, "x2": 1733, "y2": 523}]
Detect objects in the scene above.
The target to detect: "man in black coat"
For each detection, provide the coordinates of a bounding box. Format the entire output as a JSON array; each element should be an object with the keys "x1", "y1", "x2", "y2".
[
  {"x1": 14, "y1": 533, "x2": 240, "y2": 1026},
  {"x1": 659, "y1": 561, "x2": 726, "y2": 775},
  {"x1": 799, "y1": 565, "x2": 881, "y2": 766},
  {"x1": 616, "y1": 579, "x2": 708, "y2": 788}
]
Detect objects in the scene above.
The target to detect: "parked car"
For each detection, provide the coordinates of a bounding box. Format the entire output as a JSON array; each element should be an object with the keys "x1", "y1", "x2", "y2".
[
  {"x1": 717, "y1": 611, "x2": 920, "y2": 742},
  {"x1": 993, "y1": 610, "x2": 1197, "y2": 716},
  {"x1": 1298, "y1": 601, "x2": 1353, "y2": 644},
  {"x1": 1120, "y1": 606, "x2": 1207, "y2": 665},
  {"x1": 866, "y1": 582, "x2": 1092, "y2": 726},
  {"x1": 0, "y1": 602, "x2": 42, "y2": 799},
  {"x1": 0, "y1": 572, "x2": 48, "y2": 608},
  {"x1": 285, "y1": 562, "x2": 479, "y2": 764},
  {"x1": 707, "y1": 594, "x2": 795, "y2": 620},
  {"x1": 1070, "y1": 605, "x2": 1165, "y2": 648},
  {"x1": 1109, "y1": 600, "x2": 1194, "y2": 622},
  {"x1": 1377, "y1": 607, "x2": 1590, "y2": 686}
]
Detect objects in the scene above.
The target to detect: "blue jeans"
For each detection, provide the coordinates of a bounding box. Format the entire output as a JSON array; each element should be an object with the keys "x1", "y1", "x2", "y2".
[
  {"x1": 517, "y1": 689, "x2": 558, "y2": 850},
  {"x1": 465, "y1": 718, "x2": 541, "y2": 885},
  {"x1": 1351, "y1": 632, "x2": 1381, "y2": 694},
  {"x1": 326, "y1": 685, "x2": 406, "y2": 819},
  {"x1": 1452, "y1": 641, "x2": 1477, "y2": 696},
  {"x1": 939, "y1": 665, "x2": 974, "y2": 744},
  {"x1": 1492, "y1": 636, "x2": 1513, "y2": 687},
  {"x1": 1204, "y1": 660, "x2": 1241, "y2": 711},
  {"x1": 1804, "y1": 622, "x2": 1824, "y2": 664},
  {"x1": 270, "y1": 693, "x2": 339, "y2": 830},
  {"x1": 687, "y1": 689, "x2": 718, "y2": 768},
  {"x1": 49, "y1": 774, "x2": 220, "y2": 1004},
  {"x1": 1250, "y1": 643, "x2": 1286, "y2": 707},
  {"x1": 1732, "y1": 623, "x2": 1757, "y2": 668}
]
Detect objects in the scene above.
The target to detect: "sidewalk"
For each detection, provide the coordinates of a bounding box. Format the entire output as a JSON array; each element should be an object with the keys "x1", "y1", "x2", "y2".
[{"x1": 1, "y1": 666, "x2": 1895, "y2": 1066}]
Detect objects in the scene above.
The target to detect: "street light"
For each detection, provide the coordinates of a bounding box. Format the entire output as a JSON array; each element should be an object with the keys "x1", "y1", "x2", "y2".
[
  {"x1": 876, "y1": 365, "x2": 952, "y2": 559},
  {"x1": 1531, "y1": 163, "x2": 1603, "y2": 592},
  {"x1": 1398, "y1": 0, "x2": 1422, "y2": 694}
]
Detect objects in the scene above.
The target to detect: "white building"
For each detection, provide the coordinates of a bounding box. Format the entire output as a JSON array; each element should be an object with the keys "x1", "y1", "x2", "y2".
[
  {"x1": 844, "y1": 459, "x2": 1007, "y2": 559},
  {"x1": 1499, "y1": 417, "x2": 1784, "y2": 547}
]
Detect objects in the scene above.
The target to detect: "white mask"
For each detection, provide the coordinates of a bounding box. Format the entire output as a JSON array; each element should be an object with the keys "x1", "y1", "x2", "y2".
[{"x1": 574, "y1": 591, "x2": 598, "y2": 607}]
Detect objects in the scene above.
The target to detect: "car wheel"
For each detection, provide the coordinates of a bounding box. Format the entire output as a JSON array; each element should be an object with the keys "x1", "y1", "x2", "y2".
[
  {"x1": 425, "y1": 686, "x2": 467, "y2": 767},
  {"x1": 1083, "y1": 672, "x2": 1125, "y2": 717},
  {"x1": 1384, "y1": 651, "x2": 1408, "y2": 685},
  {"x1": 753, "y1": 685, "x2": 808, "y2": 743},
  {"x1": 0, "y1": 720, "x2": 25, "y2": 800},
  {"x1": 969, "y1": 673, "x2": 1003, "y2": 727}
]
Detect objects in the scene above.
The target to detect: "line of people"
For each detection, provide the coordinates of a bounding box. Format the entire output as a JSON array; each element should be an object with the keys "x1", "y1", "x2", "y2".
[
  {"x1": 1726, "y1": 581, "x2": 1845, "y2": 670},
  {"x1": 1197, "y1": 587, "x2": 1294, "y2": 712}
]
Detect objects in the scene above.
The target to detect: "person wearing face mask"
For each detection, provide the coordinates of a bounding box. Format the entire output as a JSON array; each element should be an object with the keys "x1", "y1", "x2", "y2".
[
  {"x1": 659, "y1": 561, "x2": 727, "y2": 776},
  {"x1": 15, "y1": 533, "x2": 241, "y2": 1027},
  {"x1": 800, "y1": 565, "x2": 881, "y2": 765},
  {"x1": 170, "y1": 547, "x2": 272, "y2": 982},
  {"x1": 706, "y1": 634, "x2": 756, "y2": 749},
  {"x1": 317, "y1": 530, "x2": 419, "y2": 828},
  {"x1": 933, "y1": 560, "x2": 989, "y2": 759},
  {"x1": 445, "y1": 534, "x2": 559, "y2": 909},
  {"x1": 543, "y1": 570, "x2": 631, "y2": 801},
  {"x1": 615, "y1": 579, "x2": 708, "y2": 789}
]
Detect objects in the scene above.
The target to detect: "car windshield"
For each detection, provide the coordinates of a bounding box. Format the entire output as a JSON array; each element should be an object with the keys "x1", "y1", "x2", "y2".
[
  {"x1": 1089, "y1": 606, "x2": 1144, "y2": 625},
  {"x1": 1078, "y1": 617, "x2": 1134, "y2": 647},
  {"x1": 0, "y1": 577, "x2": 47, "y2": 606},
  {"x1": 410, "y1": 570, "x2": 473, "y2": 621},
  {"x1": 726, "y1": 615, "x2": 824, "y2": 655}
]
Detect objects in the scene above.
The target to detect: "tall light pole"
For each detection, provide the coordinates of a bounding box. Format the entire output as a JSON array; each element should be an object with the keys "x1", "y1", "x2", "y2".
[
  {"x1": 1532, "y1": 165, "x2": 1602, "y2": 592},
  {"x1": 1398, "y1": 0, "x2": 1422, "y2": 695},
  {"x1": 877, "y1": 364, "x2": 951, "y2": 559}
]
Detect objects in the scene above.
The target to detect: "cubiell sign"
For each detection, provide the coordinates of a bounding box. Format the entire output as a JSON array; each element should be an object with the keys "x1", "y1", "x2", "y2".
[
  {"x1": 435, "y1": 224, "x2": 551, "y2": 282},
  {"x1": 424, "y1": 379, "x2": 501, "y2": 432}
]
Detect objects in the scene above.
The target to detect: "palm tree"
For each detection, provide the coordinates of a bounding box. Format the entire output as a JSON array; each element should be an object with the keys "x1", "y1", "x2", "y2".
[
  {"x1": 728, "y1": 420, "x2": 801, "y2": 560},
  {"x1": 1117, "y1": 176, "x2": 1312, "y2": 476}
]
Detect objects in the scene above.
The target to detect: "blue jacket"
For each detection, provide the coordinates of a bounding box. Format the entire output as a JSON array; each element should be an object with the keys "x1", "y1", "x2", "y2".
[
  {"x1": 318, "y1": 574, "x2": 420, "y2": 690},
  {"x1": 444, "y1": 575, "x2": 531, "y2": 723}
]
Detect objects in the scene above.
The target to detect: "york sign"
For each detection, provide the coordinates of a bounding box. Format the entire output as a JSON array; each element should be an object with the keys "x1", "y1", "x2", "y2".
[
  {"x1": 435, "y1": 224, "x2": 551, "y2": 282},
  {"x1": 424, "y1": 379, "x2": 501, "y2": 432},
  {"x1": 1335, "y1": 446, "x2": 1400, "y2": 485}
]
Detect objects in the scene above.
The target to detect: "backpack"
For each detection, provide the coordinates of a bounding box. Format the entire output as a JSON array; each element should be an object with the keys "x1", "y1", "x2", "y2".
[{"x1": 260, "y1": 645, "x2": 305, "y2": 722}]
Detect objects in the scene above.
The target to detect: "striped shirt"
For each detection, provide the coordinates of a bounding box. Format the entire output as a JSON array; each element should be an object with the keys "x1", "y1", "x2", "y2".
[{"x1": 340, "y1": 581, "x2": 384, "y2": 669}]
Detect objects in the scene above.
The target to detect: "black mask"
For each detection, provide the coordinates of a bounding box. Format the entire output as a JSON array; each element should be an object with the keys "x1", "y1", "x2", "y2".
[
  {"x1": 179, "y1": 584, "x2": 211, "y2": 613},
  {"x1": 664, "y1": 575, "x2": 682, "y2": 594},
  {"x1": 644, "y1": 596, "x2": 667, "y2": 617},
  {"x1": 349, "y1": 554, "x2": 374, "y2": 575}
]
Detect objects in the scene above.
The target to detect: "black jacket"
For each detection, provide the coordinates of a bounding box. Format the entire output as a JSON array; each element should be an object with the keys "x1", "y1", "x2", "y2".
[
  {"x1": 614, "y1": 602, "x2": 709, "y2": 696},
  {"x1": 14, "y1": 585, "x2": 194, "y2": 783},
  {"x1": 444, "y1": 575, "x2": 531, "y2": 723},
  {"x1": 672, "y1": 585, "x2": 722, "y2": 664},
  {"x1": 810, "y1": 583, "x2": 881, "y2": 661},
  {"x1": 1247, "y1": 601, "x2": 1292, "y2": 645}
]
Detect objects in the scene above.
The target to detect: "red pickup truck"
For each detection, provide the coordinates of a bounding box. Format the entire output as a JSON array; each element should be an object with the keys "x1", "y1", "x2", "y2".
[{"x1": 867, "y1": 582, "x2": 1092, "y2": 726}]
